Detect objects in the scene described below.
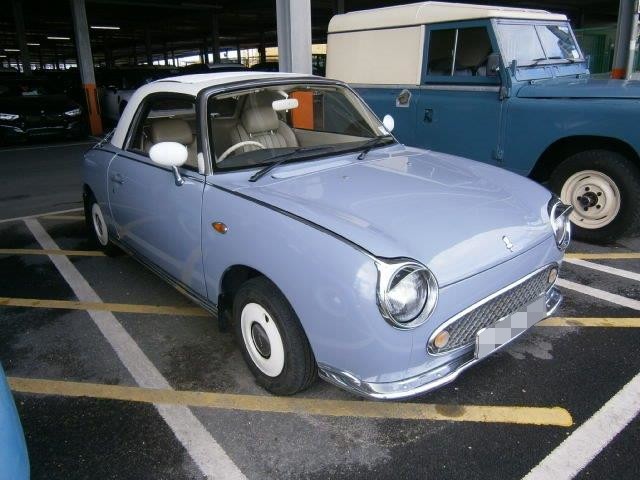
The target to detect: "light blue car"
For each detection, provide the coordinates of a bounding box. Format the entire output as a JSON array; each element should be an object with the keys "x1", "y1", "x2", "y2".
[
  {"x1": 83, "y1": 71, "x2": 571, "y2": 399},
  {"x1": 0, "y1": 364, "x2": 29, "y2": 480}
]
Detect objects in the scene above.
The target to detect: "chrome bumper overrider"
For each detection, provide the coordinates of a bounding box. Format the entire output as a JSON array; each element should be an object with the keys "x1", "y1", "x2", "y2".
[{"x1": 318, "y1": 287, "x2": 562, "y2": 401}]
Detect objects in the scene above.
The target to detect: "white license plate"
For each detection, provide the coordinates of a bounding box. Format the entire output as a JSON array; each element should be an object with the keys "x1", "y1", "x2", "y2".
[{"x1": 475, "y1": 296, "x2": 547, "y2": 360}]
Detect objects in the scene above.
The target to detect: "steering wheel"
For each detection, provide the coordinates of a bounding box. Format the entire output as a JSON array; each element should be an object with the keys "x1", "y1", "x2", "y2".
[{"x1": 218, "y1": 141, "x2": 266, "y2": 162}]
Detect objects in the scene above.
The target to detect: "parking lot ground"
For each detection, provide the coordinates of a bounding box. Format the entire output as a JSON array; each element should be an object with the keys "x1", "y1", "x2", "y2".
[{"x1": 1, "y1": 141, "x2": 639, "y2": 479}]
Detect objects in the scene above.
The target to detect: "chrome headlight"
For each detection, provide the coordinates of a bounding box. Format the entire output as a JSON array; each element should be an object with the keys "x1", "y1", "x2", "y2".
[
  {"x1": 376, "y1": 259, "x2": 438, "y2": 329},
  {"x1": 548, "y1": 196, "x2": 572, "y2": 250},
  {"x1": 0, "y1": 113, "x2": 19, "y2": 121},
  {"x1": 64, "y1": 108, "x2": 81, "y2": 117}
]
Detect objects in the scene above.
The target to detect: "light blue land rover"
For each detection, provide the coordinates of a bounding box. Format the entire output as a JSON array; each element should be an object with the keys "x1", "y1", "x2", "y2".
[{"x1": 327, "y1": 1, "x2": 640, "y2": 243}]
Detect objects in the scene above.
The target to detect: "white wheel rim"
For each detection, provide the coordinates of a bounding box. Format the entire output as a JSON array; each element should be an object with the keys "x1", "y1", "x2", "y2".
[
  {"x1": 240, "y1": 303, "x2": 285, "y2": 377},
  {"x1": 91, "y1": 203, "x2": 109, "y2": 246},
  {"x1": 560, "y1": 169, "x2": 621, "y2": 230}
]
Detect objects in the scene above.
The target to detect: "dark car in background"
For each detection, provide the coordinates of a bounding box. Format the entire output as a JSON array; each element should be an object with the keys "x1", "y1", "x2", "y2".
[
  {"x1": 179, "y1": 62, "x2": 248, "y2": 75},
  {"x1": 0, "y1": 78, "x2": 84, "y2": 145}
]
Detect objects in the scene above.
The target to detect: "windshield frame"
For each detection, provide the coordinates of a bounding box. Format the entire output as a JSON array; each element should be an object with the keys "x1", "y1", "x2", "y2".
[
  {"x1": 198, "y1": 77, "x2": 396, "y2": 176},
  {"x1": 493, "y1": 19, "x2": 586, "y2": 70}
]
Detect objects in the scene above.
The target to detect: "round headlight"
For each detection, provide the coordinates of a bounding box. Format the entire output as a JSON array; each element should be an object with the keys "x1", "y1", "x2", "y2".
[
  {"x1": 377, "y1": 260, "x2": 438, "y2": 329},
  {"x1": 548, "y1": 197, "x2": 572, "y2": 250}
]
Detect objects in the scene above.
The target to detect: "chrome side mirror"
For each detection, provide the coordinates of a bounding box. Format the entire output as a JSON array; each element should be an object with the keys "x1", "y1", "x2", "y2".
[
  {"x1": 149, "y1": 142, "x2": 188, "y2": 186},
  {"x1": 487, "y1": 53, "x2": 501, "y2": 77},
  {"x1": 382, "y1": 114, "x2": 395, "y2": 133}
]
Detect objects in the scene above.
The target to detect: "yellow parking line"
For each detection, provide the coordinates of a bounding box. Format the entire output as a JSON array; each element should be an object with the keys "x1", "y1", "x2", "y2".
[
  {"x1": 0, "y1": 297, "x2": 209, "y2": 317},
  {"x1": 40, "y1": 215, "x2": 85, "y2": 221},
  {"x1": 565, "y1": 252, "x2": 640, "y2": 260},
  {"x1": 539, "y1": 317, "x2": 640, "y2": 328},
  {"x1": 7, "y1": 377, "x2": 573, "y2": 427},
  {"x1": 0, "y1": 248, "x2": 104, "y2": 257}
]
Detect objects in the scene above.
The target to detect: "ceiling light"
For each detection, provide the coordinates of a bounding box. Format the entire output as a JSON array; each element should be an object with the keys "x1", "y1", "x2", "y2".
[
  {"x1": 47, "y1": 36, "x2": 71, "y2": 41},
  {"x1": 27, "y1": 43, "x2": 40, "y2": 46},
  {"x1": 4, "y1": 48, "x2": 20, "y2": 52},
  {"x1": 91, "y1": 25, "x2": 120, "y2": 30}
]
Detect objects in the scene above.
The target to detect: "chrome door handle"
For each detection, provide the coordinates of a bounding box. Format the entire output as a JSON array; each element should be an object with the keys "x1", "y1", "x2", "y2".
[{"x1": 110, "y1": 173, "x2": 124, "y2": 184}]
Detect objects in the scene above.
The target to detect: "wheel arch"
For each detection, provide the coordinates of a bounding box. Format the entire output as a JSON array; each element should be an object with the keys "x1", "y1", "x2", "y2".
[{"x1": 530, "y1": 135, "x2": 640, "y2": 183}]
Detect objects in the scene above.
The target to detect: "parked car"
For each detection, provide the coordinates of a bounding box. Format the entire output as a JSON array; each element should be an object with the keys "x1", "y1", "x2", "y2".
[
  {"x1": 0, "y1": 78, "x2": 84, "y2": 144},
  {"x1": 0, "y1": 363, "x2": 29, "y2": 480},
  {"x1": 83, "y1": 71, "x2": 570, "y2": 399},
  {"x1": 327, "y1": 1, "x2": 640, "y2": 243}
]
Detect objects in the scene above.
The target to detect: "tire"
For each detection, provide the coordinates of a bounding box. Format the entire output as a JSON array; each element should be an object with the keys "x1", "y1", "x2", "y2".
[
  {"x1": 550, "y1": 150, "x2": 640, "y2": 243},
  {"x1": 84, "y1": 192, "x2": 120, "y2": 256},
  {"x1": 233, "y1": 276, "x2": 317, "y2": 395}
]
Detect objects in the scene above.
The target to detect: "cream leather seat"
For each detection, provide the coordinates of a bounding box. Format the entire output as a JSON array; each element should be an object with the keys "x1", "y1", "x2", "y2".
[
  {"x1": 148, "y1": 118, "x2": 198, "y2": 169},
  {"x1": 229, "y1": 95, "x2": 298, "y2": 153}
]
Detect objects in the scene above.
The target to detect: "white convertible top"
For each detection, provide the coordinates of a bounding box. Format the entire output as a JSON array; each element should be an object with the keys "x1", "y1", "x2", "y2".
[
  {"x1": 328, "y1": 1, "x2": 567, "y2": 33},
  {"x1": 110, "y1": 71, "x2": 308, "y2": 148}
]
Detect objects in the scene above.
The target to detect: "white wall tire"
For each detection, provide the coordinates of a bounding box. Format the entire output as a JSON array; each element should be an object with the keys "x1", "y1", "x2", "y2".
[
  {"x1": 233, "y1": 276, "x2": 317, "y2": 395},
  {"x1": 240, "y1": 303, "x2": 285, "y2": 377},
  {"x1": 91, "y1": 203, "x2": 109, "y2": 247},
  {"x1": 84, "y1": 191, "x2": 120, "y2": 256}
]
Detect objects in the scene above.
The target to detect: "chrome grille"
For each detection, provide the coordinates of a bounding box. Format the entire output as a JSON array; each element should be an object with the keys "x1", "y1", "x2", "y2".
[{"x1": 429, "y1": 265, "x2": 556, "y2": 355}]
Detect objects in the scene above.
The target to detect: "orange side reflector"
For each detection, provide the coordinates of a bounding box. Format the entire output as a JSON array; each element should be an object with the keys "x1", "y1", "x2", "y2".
[{"x1": 290, "y1": 91, "x2": 314, "y2": 130}]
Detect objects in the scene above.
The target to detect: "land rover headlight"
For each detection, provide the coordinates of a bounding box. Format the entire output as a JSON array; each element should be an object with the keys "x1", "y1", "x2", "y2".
[
  {"x1": 376, "y1": 259, "x2": 438, "y2": 329},
  {"x1": 548, "y1": 196, "x2": 572, "y2": 250},
  {"x1": 0, "y1": 113, "x2": 19, "y2": 121},
  {"x1": 64, "y1": 108, "x2": 81, "y2": 117}
]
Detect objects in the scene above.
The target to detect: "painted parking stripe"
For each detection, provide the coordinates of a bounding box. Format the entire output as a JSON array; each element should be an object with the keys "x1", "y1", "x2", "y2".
[
  {"x1": 564, "y1": 258, "x2": 640, "y2": 282},
  {"x1": 556, "y1": 278, "x2": 640, "y2": 311},
  {"x1": 0, "y1": 297, "x2": 209, "y2": 317},
  {"x1": 523, "y1": 370, "x2": 640, "y2": 480},
  {"x1": 23, "y1": 219, "x2": 245, "y2": 480},
  {"x1": 565, "y1": 252, "x2": 640, "y2": 260},
  {"x1": 8, "y1": 377, "x2": 574, "y2": 427},
  {"x1": 0, "y1": 207, "x2": 83, "y2": 224},
  {"x1": 0, "y1": 248, "x2": 104, "y2": 257},
  {"x1": 539, "y1": 317, "x2": 640, "y2": 328}
]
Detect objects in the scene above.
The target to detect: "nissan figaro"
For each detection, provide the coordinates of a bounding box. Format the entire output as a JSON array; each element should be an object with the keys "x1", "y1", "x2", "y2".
[{"x1": 83, "y1": 71, "x2": 571, "y2": 399}]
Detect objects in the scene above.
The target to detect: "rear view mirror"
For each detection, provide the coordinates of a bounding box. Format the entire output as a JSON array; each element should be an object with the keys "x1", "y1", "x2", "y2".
[
  {"x1": 149, "y1": 142, "x2": 188, "y2": 186},
  {"x1": 382, "y1": 114, "x2": 395, "y2": 133},
  {"x1": 487, "y1": 53, "x2": 501, "y2": 77}
]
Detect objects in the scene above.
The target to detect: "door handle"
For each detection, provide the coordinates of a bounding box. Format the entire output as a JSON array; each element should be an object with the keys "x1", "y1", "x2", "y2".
[
  {"x1": 423, "y1": 108, "x2": 434, "y2": 123},
  {"x1": 110, "y1": 173, "x2": 124, "y2": 184}
]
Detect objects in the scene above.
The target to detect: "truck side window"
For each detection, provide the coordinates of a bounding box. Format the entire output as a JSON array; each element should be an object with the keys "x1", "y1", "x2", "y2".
[{"x1": 427, "y1": 27, "x2": 495, "y2": 78}]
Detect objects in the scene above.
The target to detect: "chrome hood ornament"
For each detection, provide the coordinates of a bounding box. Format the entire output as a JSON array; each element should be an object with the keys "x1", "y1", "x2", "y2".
[{"x1": 502, "y1": 235, "x2": 515, "y2": 252}]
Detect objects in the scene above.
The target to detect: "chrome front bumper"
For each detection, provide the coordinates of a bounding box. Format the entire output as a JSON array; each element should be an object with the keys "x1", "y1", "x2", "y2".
[{"x1": 318, "y1": 287, "x2": 562, "y2": 401}]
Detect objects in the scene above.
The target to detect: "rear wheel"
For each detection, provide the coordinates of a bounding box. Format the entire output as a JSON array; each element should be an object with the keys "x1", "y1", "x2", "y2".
[
  {"x1": 84, "y1": 192, "x2": 120, "y2": 256},
  {"x1": 233, "y1": 276, "x2": 316, "y2": 395},
  {"x1": 550, "y1": 150, "x2": 640, "y2": 243}
]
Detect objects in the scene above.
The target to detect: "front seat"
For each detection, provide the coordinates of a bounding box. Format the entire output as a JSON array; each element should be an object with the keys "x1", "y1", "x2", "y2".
[
  {"x1": 230, "y1": 95, "x2": 298, "y2": 152},
  {"x1": 148, "y1": 118, "x2": 198, "y2": 169}
]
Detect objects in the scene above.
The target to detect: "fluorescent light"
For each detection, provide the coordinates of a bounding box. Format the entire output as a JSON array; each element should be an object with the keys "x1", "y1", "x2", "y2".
[
  {"x1": 47, "y1": 36, "x2": 71, "y2": 40},
  {"x1": 4, "y1": 48, "x2": 20, "y2": 52},
  {"x1": 91, "y1": 25, "x2": 120, "y2": 30},
  {"x1": 27, "y1": 43, "x2": 40, "y2": 46}
]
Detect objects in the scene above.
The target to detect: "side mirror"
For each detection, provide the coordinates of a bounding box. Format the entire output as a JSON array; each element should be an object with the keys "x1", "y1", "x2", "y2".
[
  {"x1": 382, "y1": 114, "x2": 395, "y2": 133},
  {"x1": 149, "y1": 142, "x2": 188, "y2": 186},
  {"x1": 487, "y1": 53, "x2": 501, "y2": 77}
]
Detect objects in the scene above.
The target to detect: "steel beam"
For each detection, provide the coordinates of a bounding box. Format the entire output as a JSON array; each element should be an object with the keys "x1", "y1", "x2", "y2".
[{"x1": 276, "y1": 0, "x2": 312, "y2": 74}]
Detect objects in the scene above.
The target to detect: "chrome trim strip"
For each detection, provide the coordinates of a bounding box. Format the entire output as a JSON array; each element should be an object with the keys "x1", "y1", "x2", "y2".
[
  {"x1": 428, "y1": 263, "x2": 558, "y2": 356},
  {"x1": 318, "y1": 287, "x2": 562, "y2": 400},
  {"x1": 419, "y1": 85, "x2": 501, "y2": 92}
]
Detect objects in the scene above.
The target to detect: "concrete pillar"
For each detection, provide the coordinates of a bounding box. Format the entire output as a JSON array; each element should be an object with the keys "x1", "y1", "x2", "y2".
[
  {"x1": 259, "y1": 31, "x2": 266, "y2": 64},
  {"x1": 334, "y1": 0, "x2": 345, "y2": 14},
  {"x1": 145, "y1": 28, "x2": 153, "y2": 65},
  {"x1": 211, "y1": 14, "x2": 220, "y2": 63},
  {"x1": 276, "y1": 0, "x2": 312, "y2": 73},
  {"x1": 70, "y1": 0, "x2": 103, "y2": 135},
  {"x1": 12, "y1": 0, "x2": 32, "y2": 75},
  {"x1": 236, "y1": 44, "x2": 242, "y2": 64},
  {"x1": 612, "y1": 0, "x2": 640, "y2": 78},
  {"x1": 203, "y1": 38, "x2": 209, "y2": 64},
  {"x1": 163, "y1": 42, "x2": 169, "y2": 65},
  {"x1": 53, "y1": 44, "x2": 60, "y2": 70}
]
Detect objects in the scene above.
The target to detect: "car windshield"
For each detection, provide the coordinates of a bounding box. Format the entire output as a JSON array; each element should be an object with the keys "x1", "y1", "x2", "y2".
[
  {"x1": 208, "y1": 83, "x2": 394, "y2": 172},
  {"x1": 496, "y1": 22, "x2": 583, "y2": 67}
]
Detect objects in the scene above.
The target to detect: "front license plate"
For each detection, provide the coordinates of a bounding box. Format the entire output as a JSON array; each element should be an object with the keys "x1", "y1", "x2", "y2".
[{"x1": 475, "y1": 296, "x2": 547, "y2": 360}]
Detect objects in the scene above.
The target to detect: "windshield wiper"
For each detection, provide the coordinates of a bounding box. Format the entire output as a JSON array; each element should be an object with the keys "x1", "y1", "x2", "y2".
[
  {"x1": 248, "y1": 146, "x2": 333, "y2": 182},
  {"x1": 527, "y1": 56, "x2": 577, "y2": 67},
  {"x1": 356, "y1": 135, "x2": 394, "y2": 160}
]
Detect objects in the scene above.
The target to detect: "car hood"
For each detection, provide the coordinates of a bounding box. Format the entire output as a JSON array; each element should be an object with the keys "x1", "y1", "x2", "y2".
[
  {"x1": 233, "y1": 145, "x2": 553, "y2": 286},
  {"x1": 0, "y1": 95, "x2": 79, "y2": 114},
  {"x1": 516, "y1": 77, "x2": 640, "y2": 99}
]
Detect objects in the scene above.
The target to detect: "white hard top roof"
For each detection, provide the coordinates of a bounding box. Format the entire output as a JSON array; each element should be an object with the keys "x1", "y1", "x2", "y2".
[{"x1": 328, "y1": 1, "x2": 567, "y2": 33}]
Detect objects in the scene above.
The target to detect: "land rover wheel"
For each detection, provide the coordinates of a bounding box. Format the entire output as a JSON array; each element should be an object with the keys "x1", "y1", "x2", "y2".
[
  {"x1": 84, "y1": 192, "x2": 120, "y2": 256},
  {"x1": 233, "y1": 276, "x2": 316, "y2": 395},
  {"x1": 551, "y1": 150, "x2": 640, "y2": 243}
]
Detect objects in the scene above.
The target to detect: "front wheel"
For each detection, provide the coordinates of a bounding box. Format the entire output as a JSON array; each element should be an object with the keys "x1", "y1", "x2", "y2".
[
  {"x1": 550, "y1": 150, "x2": 640, "y2": 243},
  {"x1": 84, "y1": 192, "x2": 120, "y2": 256},
  {"x1": 233, "y1": 277, "x2": 317, "y2": 395}
]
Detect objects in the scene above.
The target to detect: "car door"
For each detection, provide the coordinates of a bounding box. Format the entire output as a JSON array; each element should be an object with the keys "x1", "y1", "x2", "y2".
[
  {"x1": 107, "y1": 93, "x2": 207, "y2": 297},
  {"x1": 416, "y1": 21, "x2": 505, "y2": 165}
]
